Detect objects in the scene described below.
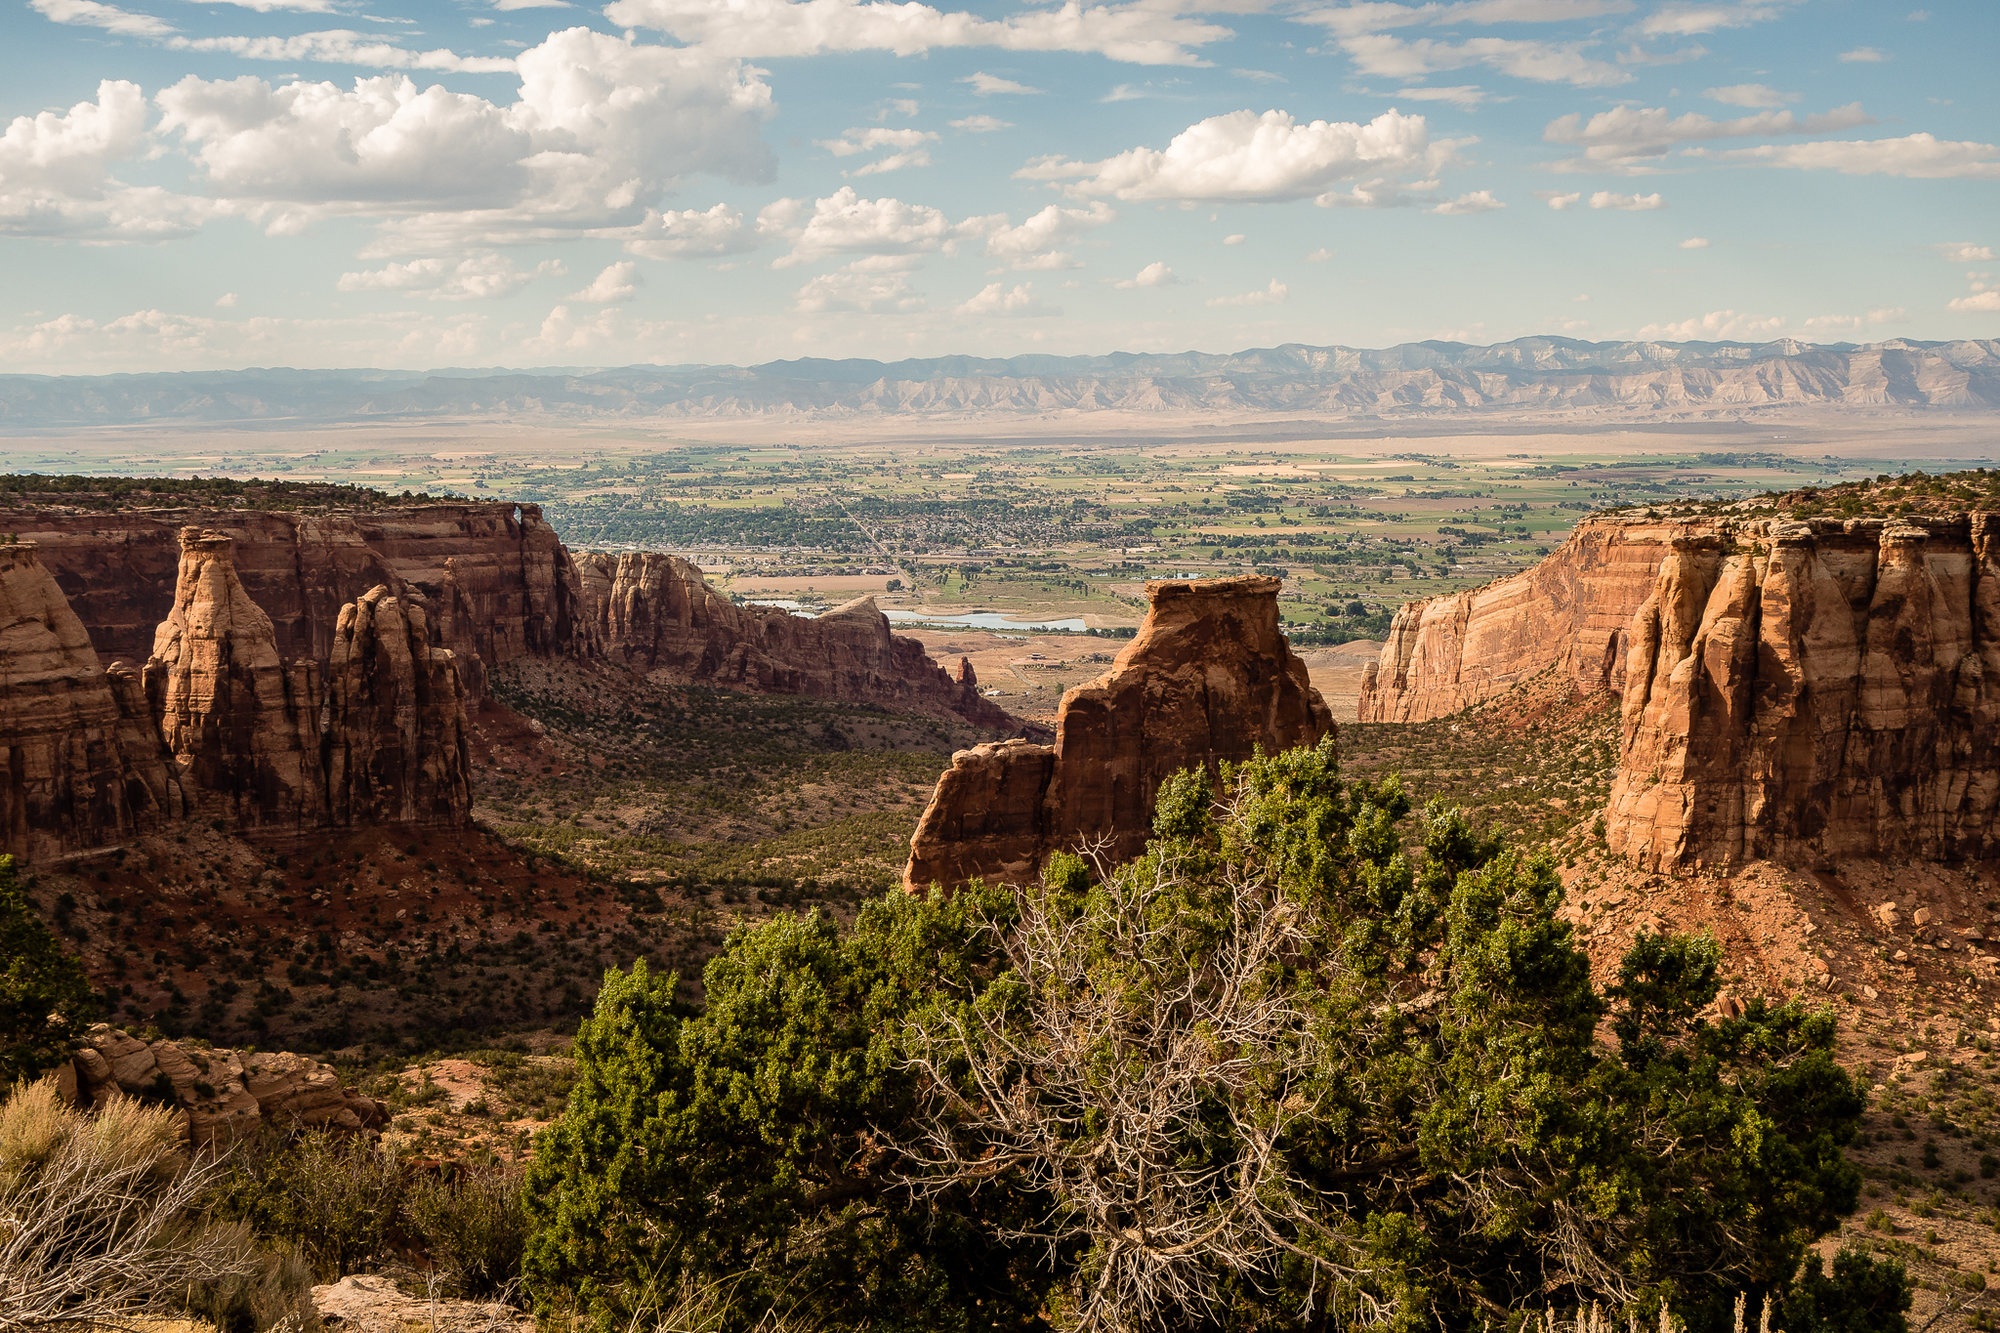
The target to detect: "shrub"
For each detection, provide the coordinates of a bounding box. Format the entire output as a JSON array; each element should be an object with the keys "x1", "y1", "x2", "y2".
[
  {"x1": 0, "y1": 1079, "x2": 264, "y2": 1327},
  {"x1": 525, "y1": 742, "x2": 1896, "y2": 1333},
  {"x1": 207, "y1": 1127, "x2": 407, "y2": 1281},
  {"x1": 407, "y1": 1165, "x2": 529, "y2": 1298}
]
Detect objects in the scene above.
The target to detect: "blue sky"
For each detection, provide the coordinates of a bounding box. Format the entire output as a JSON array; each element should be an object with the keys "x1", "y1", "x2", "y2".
[{"x1": 1, "y1": 0, "x2": 1995, "y2": 371}]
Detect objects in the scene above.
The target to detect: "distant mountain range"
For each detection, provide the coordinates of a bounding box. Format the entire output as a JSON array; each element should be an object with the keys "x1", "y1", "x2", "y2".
[{"x1": 3, "y1": 337, "x2": 1997, "y2": 428}]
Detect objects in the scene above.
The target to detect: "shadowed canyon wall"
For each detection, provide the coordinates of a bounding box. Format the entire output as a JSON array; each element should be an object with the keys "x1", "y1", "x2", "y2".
[
  {"x1": 0, "y1": 530, "x2": 471, "y2": 860},
  {"x1": 905, "y1": 575, "x2": 1331, "y2": 891}
]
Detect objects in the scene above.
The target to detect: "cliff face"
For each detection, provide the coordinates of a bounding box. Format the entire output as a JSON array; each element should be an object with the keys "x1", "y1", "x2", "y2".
[
  {"x1": 1608, "y1": 514, "x2": 2000, "y2": 869},
  {"x1": 0, "y1": 543, "x2": 180, "y2": 860},
  {"x1": 0, "y1": 502, "x2": 593, "y2": 689},
  {"x1": 1360, "y1": 519, "x2": 1694, "y2": 722},
  {"x1": 576, "y1": 551, "x2": 1014, "y2": 728},
  {"x1": 905, "y1": 575, "x2": 1331, "y2": 890},
  {"x1": 0, "y1": 529, "x2": 470, "y2": 861}
]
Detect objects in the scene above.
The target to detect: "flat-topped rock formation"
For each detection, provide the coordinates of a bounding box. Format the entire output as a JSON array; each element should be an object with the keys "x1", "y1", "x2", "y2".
[
  {"x1": 0, "y1": 502, "x2": 594, "y2": 693},
  {"x1": 905, "y1": 575, "x2": 1331, "y2": 890},
  {"x1": 1609, "y1": 513, "x2": 2000, "y2": 869},
  {"x1": 577, "y1": 550, "x2": 1015, "y2": 728},
  {"x1": 1359, "y1": 518, "x2": 1695, "y2": 722}
]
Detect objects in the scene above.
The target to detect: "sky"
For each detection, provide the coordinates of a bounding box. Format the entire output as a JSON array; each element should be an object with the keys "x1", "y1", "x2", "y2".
[{"x1": 0, "y1": 0, "x2": 1995, "y2": 372}]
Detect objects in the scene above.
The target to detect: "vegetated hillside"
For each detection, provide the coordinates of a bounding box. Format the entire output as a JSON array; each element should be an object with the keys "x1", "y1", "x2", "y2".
[
  {"x1": 2, "y1": 336, "x2": 1995, "y2": 425},
  {"x1": 1622, "y1": 465, "x2": 2000, "y2": 521}
]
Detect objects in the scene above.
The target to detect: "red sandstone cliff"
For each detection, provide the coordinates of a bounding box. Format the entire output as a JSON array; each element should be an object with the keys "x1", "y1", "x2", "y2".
[
  {"x1": 576, "y1": 550, "x2": 1015, "y2": 728},
  {"x1": 1359, "y1": 519, "x2": 1695, "y2": 722},
  {"x1": 0, "y1": 543, "x2": 181, "y2": 859},
  {"x1": 1359, "y1": 508, "x2": 2000, "y2": 874},
  {"x1": 0, "y1": 529, "x2": 471, "y2": 860},
  {"x1": 0, "y1": 502, "x2": 594, "y2": 689},
  {"x1": 1608, "y1": 514, "x2": 2000, "y2": 870},
  {"x1": 904, "y1": 575, "x2": 1331, "y2": 890}
]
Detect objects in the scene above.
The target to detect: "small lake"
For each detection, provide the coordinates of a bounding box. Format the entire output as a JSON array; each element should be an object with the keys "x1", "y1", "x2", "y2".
[
  {"x1": 884, "y1": 609, "x2": 1090, "y2": 633},
  {"x1": 743, "y1": 598, "x2": 1089, "y2": 633}
]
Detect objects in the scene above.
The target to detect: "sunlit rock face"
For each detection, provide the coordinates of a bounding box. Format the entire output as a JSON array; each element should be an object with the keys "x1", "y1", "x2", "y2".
[{"x1": 905, "y1": 575, "x2": 1332, "y2": 892}]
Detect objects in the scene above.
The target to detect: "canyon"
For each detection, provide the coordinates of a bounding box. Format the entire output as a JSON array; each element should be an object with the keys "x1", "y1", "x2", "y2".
[
  {"x1": 0, "y1": 499, "x2": 1015, "y2": 728},
  {"x1": 905, "y1": 574, "x2": 1331, "y2": 890},
  {"x1": 577, "y1": 550, "x2": 1014, "y2": 727},
  {"x1": 0, "y1": 495, "x2": 1016, "y2": 865}
]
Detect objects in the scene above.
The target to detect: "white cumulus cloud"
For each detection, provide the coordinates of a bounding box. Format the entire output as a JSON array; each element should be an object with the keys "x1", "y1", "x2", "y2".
[
  {"x1": 1017, "y1": 108, "x2": 1442, "y2": 204},
  {"x1": 1589, "y1": 190, "x2": 1663, "y2": 209},
  {"x1": 1838, "y1": 46, "x2": 1887, "y2": 62},
  {"x1": 30, "y1": 0, "x2": 174, "y2": 36},
  {"x1": 154, "y1": 28, "x2": 776, "y2": 251},
  {"x1": 1543, "y1": 102, "x2": 1873, "y2": 170},
  {"x1": 601, "y1": 0, "x2": 1232, "y2": 66},
  {"x1": 1207, "y1": 278, "x2": 1287, "y2": 307},
  {"x1": 1329, "y1": 33, "x2": 1631, "y2": 88},
  {"x1": 950, "y1": 113, "x2": 1012, "y2": 133},
  {"x1": 1704, "y1": 83, "x2": 1794, "y2": 108},
  {"x1": 0, "y1": 78, "x2": 219, "y2": 241},
  {"x1": 1934, "y1": 242, "x2": 1994, "y2": 263},
  {"x1": 623, "y1": 203, "x2": 753, "y2": 260},
  {"x1": 984, "y1": 201, "x2": 1114, "y2": 269},
  {"x1": 1115, "y1": 260, "x2": 1177, "y2": 288},
  {"x1": 963, "y1": 72, "x2": 1044, "y2": 96},
  {"x1": 1700, "y1": 132, "x2": 2000, "y2": 179},
  {"x1": 1680, "y1": 236, "x2": 1710, "y2": 248},
  {"x1": 165, "y1": 30, "x2": 517, "y2": 74},
  {"x1": 956, "y1": 280, "x2": 1058, "y2": 316},
  {"x1": 816, "y1": 126, "x2": 939, "y2": 176},
  {"x1": 337, "y1": 251, "x2": 559, "y2": 299},
  {"x1": 571, "y1": 260, "x2": 641, "y2": 302},
  {"x1": 1429, "y1": 188, "x2": 1503, "y2": 213},
  {"x1": 774, "y1": 186, "x2": 986, "y2": 267},
  {"x1": 1637, "y1": 309, "x2": 1787, "y2": 339}
]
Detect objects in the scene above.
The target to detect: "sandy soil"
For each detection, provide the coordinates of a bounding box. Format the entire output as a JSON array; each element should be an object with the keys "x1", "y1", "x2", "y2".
[{"x1": 1296, "y1": 640, "x2": 1383, "y2": 722}]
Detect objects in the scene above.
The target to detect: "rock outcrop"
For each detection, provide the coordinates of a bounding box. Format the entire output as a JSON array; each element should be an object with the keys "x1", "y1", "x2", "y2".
[
  {"x1": 1360, "y1": 519, "x2": 1691, "y2": 722},
  {"x1": 905, "y1": 575, "x2": 1331, "y2": 890},
  {"x1": 1608, "y1": 514, "x2": 2000, "y2": 869},
  {"x1": 0, "y1": 529, "x2": 470, "y2": 860},
  {"x1": 0, "y1": 543, "x2": 181, "y2": 859},
  {"x1": 64, "y1": 1023, "x2": 389, "y2": 1147},
  {"x1": 323, "y1": 585, "x2": 472, "y2": 827},
  {"x1": 147, "y1": 530, "x2": 327, "y2": 830},
  {"x1": 576, "y1": 551, "x2": 1014, "y2": 727}
]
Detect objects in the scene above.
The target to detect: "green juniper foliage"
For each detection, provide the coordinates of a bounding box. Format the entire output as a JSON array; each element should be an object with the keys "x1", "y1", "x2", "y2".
[
  {"x1": 524, "y1": 741, "x2": 1902, "y2": 1333},
  {"x1": 0, "y1": 854, "x2": 95, "y2": 1086}
]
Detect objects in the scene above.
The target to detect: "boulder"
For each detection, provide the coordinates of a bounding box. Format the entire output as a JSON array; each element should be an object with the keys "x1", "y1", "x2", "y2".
[{"x1": 905, "y1": 575, "x2": 1331, "y2": 890}]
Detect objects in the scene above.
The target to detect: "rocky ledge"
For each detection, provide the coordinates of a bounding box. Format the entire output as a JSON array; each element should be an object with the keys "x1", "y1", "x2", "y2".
[{"x1": 59, "y1": 1023, "x2": 388, "y2": 1147}]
